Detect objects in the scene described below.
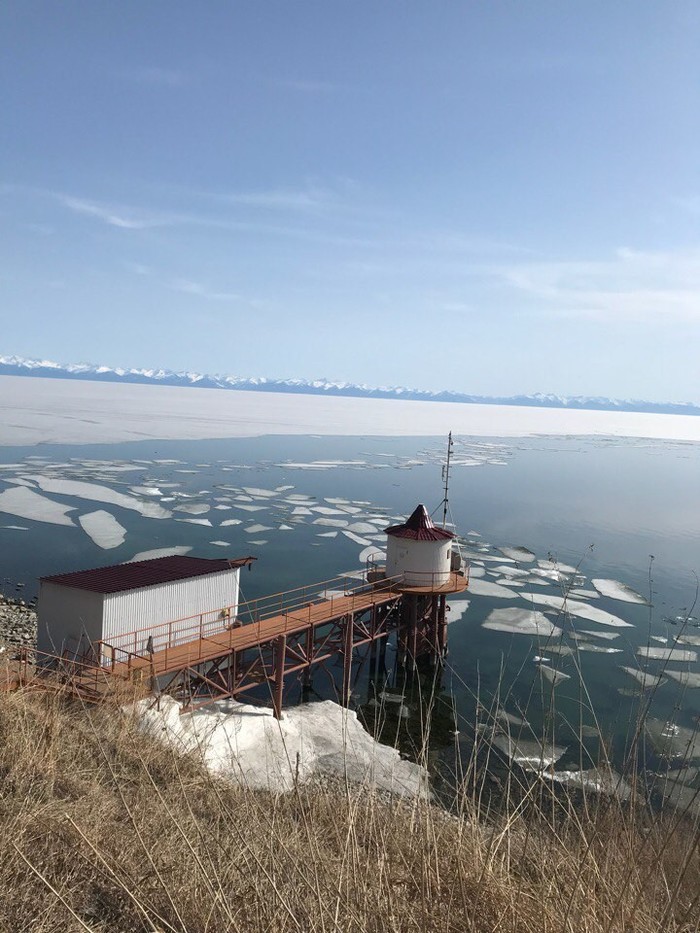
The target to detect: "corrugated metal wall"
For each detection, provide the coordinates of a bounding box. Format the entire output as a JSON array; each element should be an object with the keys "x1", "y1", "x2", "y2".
[{"x1": 101, "y1": 568, "x2": 241, "y2": 652}]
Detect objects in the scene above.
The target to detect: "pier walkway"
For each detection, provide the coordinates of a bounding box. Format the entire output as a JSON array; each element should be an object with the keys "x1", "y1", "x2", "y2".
[{"x1": 3, "y1": 571, "x2": 467, "y2": 716}]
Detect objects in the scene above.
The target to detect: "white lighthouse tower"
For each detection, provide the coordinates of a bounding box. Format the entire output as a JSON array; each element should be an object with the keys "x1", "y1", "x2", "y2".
[{"x1": 384, "y1": 504, "x2": 455, "y2": 588}]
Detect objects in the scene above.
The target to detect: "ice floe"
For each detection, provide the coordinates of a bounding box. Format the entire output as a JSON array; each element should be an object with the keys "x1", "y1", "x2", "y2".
[
  {"x1": 130, "y1": 546, "x2": 193, "y2": 561},
  {"x1": 209, "y1": 541, "x2": 230, "y2": 547},
  {"x1": 620, "y1": 666, "x2": 667, "y2": 689},
  {"x1": 29, "y1": 477, "x2": 171, "y2": 519},
  {"x1": 537, "y1": 559, "x2": 578, "y2": 575},
  {"x1": 0, "y1": 486, "x2": 75, "y2": 526},
  {"x1": 467, "y1": 579, "x2": 517, "y2": 599},
  {"x1": 637, "y1": 646, "x2": 697, "y2": 662},
  {"x1": 342, "y1": 530, "x2": 373, "y2": 546},
  {"x1": 220, "y1": 519, "x2": 243, "y2": 527},
  {"x1": 358, "y1": 545, "x2": 385, "y2": 564},
  {"x1": 573, "y1": 643, "x2": 622, "y2": 654},
  {"x1": 313, "y1": 518, "x2": 349, "y2": 528},
  {"x1": 489, "y1": 733, "x2": 568, "y2": 772},
  {"x1": 482, "y1": 607, "x2": 562, "y2": 638},
  {"x1": 498, "y1": 546, "x2": 536, "y2": 563},
  {"x1": 665, "y1": 670, "x2": 700, "y2": 687},
  {"x1": 591, "y1": 579, "x2": 648, "y2": 604},
  {"x1": 175, "y1": 518, "x2": 213, "y2": 527},
  {"x1": 174, "y1": 503, "x2": 211, "y2": 515},
  {"x1": 537, "y1": 664, "x2": 571, "y2": 686},
  {"x1": 545, "y1": 768, "x2": 632, "y2": 800},
  {"x1": 346, "y1": 522, "x2": 380, "y2": 534},
  {"x1": 522, "y1": 593, "x2": 633, "y2": 628},
  {"x1": 244, "y1": 524, "x2": 273, "y2": 534},
  {"x1": 78, "y1": 510, "x2": 126, "y2": 549},
  {"x1": 645, "y1": 718, "x2": 700, "y2": 760},
  {"x1": 446, "y1": 600, "x2": 470, "y2": 623}
]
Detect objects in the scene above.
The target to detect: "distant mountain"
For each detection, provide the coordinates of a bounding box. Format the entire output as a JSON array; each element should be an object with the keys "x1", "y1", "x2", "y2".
[{"x1": 1, "y1": 354, "x2": 698, "y2": 417}]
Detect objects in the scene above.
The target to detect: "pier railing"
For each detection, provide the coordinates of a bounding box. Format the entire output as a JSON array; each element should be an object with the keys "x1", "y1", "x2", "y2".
[{"x1": 98, "y1": 573, "x2": 403, "y2": 668}]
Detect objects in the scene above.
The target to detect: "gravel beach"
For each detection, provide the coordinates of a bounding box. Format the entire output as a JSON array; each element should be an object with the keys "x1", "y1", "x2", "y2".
[{"x1": 0, "y1": 594, "x2": 37, "y2": 653}]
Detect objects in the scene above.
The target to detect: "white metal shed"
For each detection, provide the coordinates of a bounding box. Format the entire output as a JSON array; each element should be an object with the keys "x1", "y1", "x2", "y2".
[{"x1": 37, "y1": 554, "x2": 255, "y2": 659}]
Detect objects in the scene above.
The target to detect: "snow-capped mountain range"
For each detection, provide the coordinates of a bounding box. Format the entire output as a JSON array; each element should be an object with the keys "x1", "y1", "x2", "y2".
[{"x1": 1, "y1": 354, "x2": 698, "y2": 417}]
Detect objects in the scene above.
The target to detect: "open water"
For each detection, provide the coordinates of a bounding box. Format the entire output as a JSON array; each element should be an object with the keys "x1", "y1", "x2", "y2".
[{"x1": 1, "y1": 432, "x2": 699, "y2": 789}]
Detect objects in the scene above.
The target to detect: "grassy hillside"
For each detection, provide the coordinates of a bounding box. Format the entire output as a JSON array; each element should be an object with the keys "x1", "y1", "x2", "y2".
[{"x1": 1, "y1": 688, "x2": 698, "y2": 933}]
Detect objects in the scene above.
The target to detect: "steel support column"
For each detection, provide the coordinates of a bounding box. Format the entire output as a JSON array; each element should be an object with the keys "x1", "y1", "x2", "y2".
[{"x1": 273, "y1": 634, "x2": 286, "y2": 719}]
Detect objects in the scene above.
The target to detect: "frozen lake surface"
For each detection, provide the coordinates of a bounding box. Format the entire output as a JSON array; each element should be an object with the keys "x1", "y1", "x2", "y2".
[{"x1": 2, "y1": 375, "x2": 700, "y2": 445}]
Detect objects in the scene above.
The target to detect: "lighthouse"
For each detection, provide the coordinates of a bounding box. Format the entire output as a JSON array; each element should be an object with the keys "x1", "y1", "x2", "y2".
[
  {"x1": 369, "y1": 503, "x2": 467, "y2": 664},
  {"x1": 384, "y1": 504, "x2": 455, "y2": 588}
]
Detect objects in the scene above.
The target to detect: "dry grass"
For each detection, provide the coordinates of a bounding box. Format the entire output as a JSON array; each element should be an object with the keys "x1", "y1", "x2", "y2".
[{"x1": 0, "y1": 688, "x2": 699, "y2": 933}]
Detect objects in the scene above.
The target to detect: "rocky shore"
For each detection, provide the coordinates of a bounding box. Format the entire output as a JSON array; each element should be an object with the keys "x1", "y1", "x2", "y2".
[{"x1": 0, "y1": 593, "x2": 37, "y2": 653}]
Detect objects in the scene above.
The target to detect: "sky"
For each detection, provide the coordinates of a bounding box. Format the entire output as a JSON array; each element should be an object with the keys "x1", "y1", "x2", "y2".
[{"x1": 2, "y1": 2, "x2": 700, "y2": 403}]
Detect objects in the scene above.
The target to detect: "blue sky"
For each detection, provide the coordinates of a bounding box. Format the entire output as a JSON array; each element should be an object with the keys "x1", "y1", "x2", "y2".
[{"x1": 2, "y1": 2, "x2": 700, "y2": 402}]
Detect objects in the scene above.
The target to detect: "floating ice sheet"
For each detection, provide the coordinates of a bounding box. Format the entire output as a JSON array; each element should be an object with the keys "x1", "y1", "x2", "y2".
[
  {"x1": 220, "y1": 519, "x2": 243, "y2": 526},
  {"x1": 175, "y1": 518, "x2": 213, "y2": 526},
  {"x1": 645, "y1": 718, "x2": 700, "y2": 760},
  {"x1": 592, "y1": 579, "x2": 648, "y2": 604},
  {"x1": 78, "y1": 510, "x2": 126, "y2": 549},
  {"x1": 446, "y1": 600, "x2": 470, "y2": 623},
  {"x1": 523, "y1": 593, "x2": 633, "y2": 628},
  {"x1": 490, "y1": 733, "x2": 567, "y2": 772},
  {"x1": 482, "y1": 607, "x2": 561, "y2": 638},
  {"x1": 620, "y1": 666, "x2": 667, "y2": 689},
  {"x1": 174, "y1": 503, "x2": 211, "y2": 515},
  {"x1": 358, "y1": 545, "x2": 385, "y2": 564},
  {"x1": 343, "y1": 530, "x2": 373, "y2": 546},
  {"x1": 467, "y1": 579, "x2": 518, "y2": 599},
  {"x1": 244, "y1": 524, "x2": 272, "y2": 534},
  {"x1": 637, "y1": 646, "x2": 697, "y2": 662},
  {"x1": 537, "y1": 559, "x2": 578, "y2": 575},
  {"x1": 579, "y1": 630, "x2": 621, "y2": 641},
  {"x1": 242, "y1": 487, "x2": 278, "y2": 498},
  {"x1": 346, "y1": 522, "x2": 380, "y2": 534},
  {"x1": 210, "y1": 540, "x2": 230, "y2": 547},
  {"x1": 29, "y1": 477, "x2": 170, "y2": 519},
  {"x1": 574, "y1": 643, "x2": 622, "y2": 654},
  {"x1": 130, "y1": 546, "x2": 193, "y2": 561},
  {"x1": 665, "y1": 670, "x2": 700, "y2": 687},
  {"x1": 538, "y1": 664, "x2": 571, "y2": 686},
  {"x1": 0, "y1": 485, "x2": 76, "y2": 526},
  {"x1": 498, "y1": 546, "x2": 536, "y2": 563},
  {"x1": 313, "y1": 518, "x2": 349, "y2": 528},
  {"x1": 545, "y1": 768, "x2": 632, "y2": 800}
]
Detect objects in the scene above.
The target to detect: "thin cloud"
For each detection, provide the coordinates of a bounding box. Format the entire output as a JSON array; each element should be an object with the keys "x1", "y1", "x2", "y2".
[
  {"x1": 169, "y1": 279, "x2": 248, "y2": 303},
  {"x1": 58, "y1": 196, "x2": 168, "y2": 230},
  {"x1": 498, "y1": 247, "x2": 700, "y2": 323},
  {"x1": 223, "y1": 186, "x2": 337, "y2": 212}
]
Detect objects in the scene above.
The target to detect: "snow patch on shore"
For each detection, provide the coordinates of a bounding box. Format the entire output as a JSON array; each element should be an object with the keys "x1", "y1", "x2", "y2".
[{"x1": 136, "y1": 697, "x2": 429, "y2": 797}]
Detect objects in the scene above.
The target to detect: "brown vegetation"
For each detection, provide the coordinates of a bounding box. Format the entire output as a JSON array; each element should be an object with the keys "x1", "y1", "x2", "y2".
[{"x1": 0, "y1": 688, "x2": 698, "y2": 932}]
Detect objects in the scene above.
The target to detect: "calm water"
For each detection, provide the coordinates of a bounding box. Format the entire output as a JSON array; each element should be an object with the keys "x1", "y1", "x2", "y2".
[{"x1": 1, "y1": 433, "x2": 699, "y2": 780}]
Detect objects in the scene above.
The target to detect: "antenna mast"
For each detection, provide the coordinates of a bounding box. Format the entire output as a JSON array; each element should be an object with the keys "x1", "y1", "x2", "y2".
[{"x1": 440, "y1": 431, "x2": 453, "y2": 528}]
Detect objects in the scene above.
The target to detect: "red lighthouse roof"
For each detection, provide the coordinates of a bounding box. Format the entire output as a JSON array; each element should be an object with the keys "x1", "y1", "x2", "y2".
[{"x1": 384, "y1": 504, "x2": 455, "y2": 541}]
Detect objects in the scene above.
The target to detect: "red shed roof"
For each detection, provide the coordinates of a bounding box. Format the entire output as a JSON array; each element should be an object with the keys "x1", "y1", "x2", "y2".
[
  {"x1": 40, "y1": 555, "x2": 256, "y2": 595},
  {"x1": 384, "y1": 505, "x2": 454, "y2": 541}
]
